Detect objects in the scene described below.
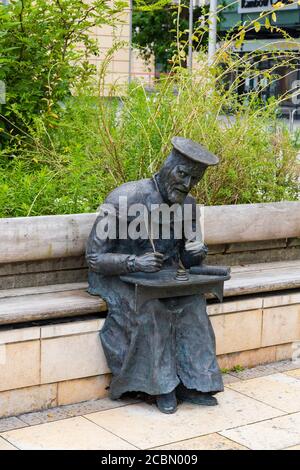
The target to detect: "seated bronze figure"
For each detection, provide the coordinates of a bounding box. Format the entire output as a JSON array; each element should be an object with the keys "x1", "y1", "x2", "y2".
[{"x1": 86, "y1": 136, "x2": 228, "y2": 414}]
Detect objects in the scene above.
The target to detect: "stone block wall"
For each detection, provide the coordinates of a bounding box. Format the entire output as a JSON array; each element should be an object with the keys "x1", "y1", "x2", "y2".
[{"x1": 1, "y1": 290, "x2": 299, "y2": 418}]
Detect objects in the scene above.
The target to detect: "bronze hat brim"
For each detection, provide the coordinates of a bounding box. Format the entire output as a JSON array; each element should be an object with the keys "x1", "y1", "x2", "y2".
[{"x1": 171, "y1": 136, "x2": 219, "y2": 166}]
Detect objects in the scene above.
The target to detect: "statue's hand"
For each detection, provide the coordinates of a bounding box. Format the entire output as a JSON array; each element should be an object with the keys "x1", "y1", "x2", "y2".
[
  {"x1": 87, "y1": 253, "x2": 101, "y2": 271},
  {"x1": 185, "y1": 241, "x2": 208, "y2": 260},
  {"x1": 135, "y1": 252, "x2": 164, "y2": 273}
]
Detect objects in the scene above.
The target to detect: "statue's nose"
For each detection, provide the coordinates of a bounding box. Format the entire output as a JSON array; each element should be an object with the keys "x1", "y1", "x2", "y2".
[{"x1": 183, "y1": 176, "x2": 192, "y2": 189}]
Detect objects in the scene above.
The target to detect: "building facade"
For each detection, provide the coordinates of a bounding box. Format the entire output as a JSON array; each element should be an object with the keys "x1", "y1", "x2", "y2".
[
  {"x1": 0, "y1": 0, "x2": 153, "y2": 92},
  {"x1": 86, "y1": 1, "x2": 154, "y2": 91},
  {"x1": 220, "y1": 0, "x2": 300, "y2": 112}
]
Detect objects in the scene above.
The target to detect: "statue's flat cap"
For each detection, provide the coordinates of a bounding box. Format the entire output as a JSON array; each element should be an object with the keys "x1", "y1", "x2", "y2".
[{"x1": 171, "y1": 136, "x2": 219, "y2": 166}]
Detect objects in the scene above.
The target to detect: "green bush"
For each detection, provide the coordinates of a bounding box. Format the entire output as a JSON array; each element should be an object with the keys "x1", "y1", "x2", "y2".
[
  {"x1": 0, "y1": 2, "x2": 299, "y2": 217},
  {"x1": 0, "y1": 0, "x2": 123, "y2": 149},
  {"x1": 1, "y1": 69, "x2": 298, "y2": 217}
]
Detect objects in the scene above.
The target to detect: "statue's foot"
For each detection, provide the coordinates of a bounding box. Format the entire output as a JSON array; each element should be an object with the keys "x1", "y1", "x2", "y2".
[
  {"x1": 156, "y1": 391, "x2": 177, "y2": 414},
  {"x1": 176, "y1": 384, "x2": 218, "y2": 406}
]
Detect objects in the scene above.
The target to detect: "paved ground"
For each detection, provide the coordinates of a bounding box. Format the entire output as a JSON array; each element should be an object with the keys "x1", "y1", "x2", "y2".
[{"x1": 0, "y1": 360, "x2": 300, "y2": 450}]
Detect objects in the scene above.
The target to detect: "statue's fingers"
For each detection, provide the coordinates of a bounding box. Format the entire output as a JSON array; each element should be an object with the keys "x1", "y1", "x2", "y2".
[
  {"x1": 189, "y1": 249, "x2": 201, "y2": 255},
  {"x1": 148, "y1": 265, "x2": 160, "y2": 272},
  {"x1": 152, "y1": 262, "x2": 162, "y2": 268},
  {"x1": 191, "y1": 250, "x2": 206, "y2": 257}
]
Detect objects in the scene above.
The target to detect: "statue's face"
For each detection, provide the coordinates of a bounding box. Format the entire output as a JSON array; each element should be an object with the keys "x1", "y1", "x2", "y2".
[{"x1": 163, "y1": 161, "x2": 206, "y2": 204}]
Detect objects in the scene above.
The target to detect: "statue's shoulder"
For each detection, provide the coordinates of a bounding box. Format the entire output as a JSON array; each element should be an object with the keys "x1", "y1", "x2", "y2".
[{"x1": 105, "y1": 178, "x2": 154, "y2": 205}]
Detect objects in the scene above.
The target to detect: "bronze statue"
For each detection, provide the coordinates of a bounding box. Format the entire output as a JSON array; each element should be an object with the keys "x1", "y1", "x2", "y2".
[{"x1": 86, "y1": 137, "x2": 229, "y2": 414}]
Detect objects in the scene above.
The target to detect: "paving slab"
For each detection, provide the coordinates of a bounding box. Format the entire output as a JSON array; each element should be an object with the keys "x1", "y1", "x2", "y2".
[
  {"x1": 284, "y1": 369, "x2": 300, "y2": 380},
  {"x1": 228, "y1": 364, "x2": 279, "y2": 380},
  {"x1": 228, "y1": 362, "x2": 300, "y2": 381},
  {"x1": 0, "y1": 436, "x2": 17, "y2": 450},
  {"x1": 152, "y1": 433, "x2": 248, "y2": 450},
  {"x1": 222, "y1": 374, "x2": 241, "y2": 384},
  {"x1": 227, "y1": 373, "x2": 300, "y2": 413},
  {"x1": 221, "y1": 412, "x2": 300, "y2": 450},
  {"x1": 84, "y1": 388, "x2": 283, "y2": 449},
  {"x1": 1, "y1": 363, "x2": 299, "y2": 450},
  {"x1": 19, "y1": 397, "x2": 138, "y2": 426},
  {"x1": 1, "y1": 416, "x2": 137, "y2": 450},
  {"x1": 0, "y1": 417, "x2": 28, "y2": 433},
  {"x1": 273, "y1": 360, "x2": 300, "y2": 372},
  {"x1": 285, "y1": 444, "x2": 300, "y2": 450}
]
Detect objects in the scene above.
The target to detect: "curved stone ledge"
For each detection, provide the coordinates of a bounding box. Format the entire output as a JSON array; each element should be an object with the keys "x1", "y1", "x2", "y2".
[{"x1": 0, "y1": 201, "x2": 299, "y2": 264}]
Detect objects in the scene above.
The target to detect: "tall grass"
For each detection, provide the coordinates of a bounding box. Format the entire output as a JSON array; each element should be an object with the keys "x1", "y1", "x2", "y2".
[{"x1": 0, "y1": 2, "x2": 299, "y2": 216}]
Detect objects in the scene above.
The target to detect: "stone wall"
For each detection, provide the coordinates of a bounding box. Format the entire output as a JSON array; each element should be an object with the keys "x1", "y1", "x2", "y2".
[{"x1": 0, "y1": 290, "x2": 299, "y2": 417}]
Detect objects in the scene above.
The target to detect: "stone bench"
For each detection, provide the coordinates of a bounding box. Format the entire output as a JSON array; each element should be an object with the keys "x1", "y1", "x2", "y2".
[
  {"x1": 1, "y1": 260, "x2": 300, "y2": 325},
  {"x1": 0, "y1": 201, "x2": 299, "y2": 418}
]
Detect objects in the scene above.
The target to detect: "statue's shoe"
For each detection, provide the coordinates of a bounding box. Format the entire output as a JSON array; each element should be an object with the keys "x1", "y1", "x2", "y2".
[
  {"x1": 156, "y1": 391, "x2": 177, "y2": 414},
  {"x1": 176, "y1": 384, "x2": 218, "y2": 406}
]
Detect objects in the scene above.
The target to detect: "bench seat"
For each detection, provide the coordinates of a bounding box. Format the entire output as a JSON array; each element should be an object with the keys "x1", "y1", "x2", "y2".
[
  {"x1": 1, "y1": 260, "x2": 300, "y2": 326},
  {"x1": 226, "y1": 260, "x2": 300, "y2": 296},
  {"x1": 0, "y1": 285, "x2": 106, "y2": 325}
]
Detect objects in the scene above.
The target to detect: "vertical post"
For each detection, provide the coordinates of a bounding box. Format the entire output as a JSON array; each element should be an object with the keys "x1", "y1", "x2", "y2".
[
  {"x1": 208, "y1": 0, "x2": 218, "y2": 65},
  {"x1": 128, "y1": 0, "x2": 133, "y2": 84},
  {"x1": 188, "y1": 0, "x2": 193, "y2": 71}
]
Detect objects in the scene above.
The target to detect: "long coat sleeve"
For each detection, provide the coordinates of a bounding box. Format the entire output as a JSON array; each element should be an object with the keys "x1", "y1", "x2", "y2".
[{"x1": 86, "y1": 213, "x2": 132, "y2": 276}]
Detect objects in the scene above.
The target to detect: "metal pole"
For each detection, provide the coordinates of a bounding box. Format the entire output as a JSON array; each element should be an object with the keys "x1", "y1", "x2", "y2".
[
  {"x1": 208, "y1": 0, "x2": 218, "y2": 65},
  {"x1": 188, "y1": 0, "x2": 193, "y2": 71},
  {"x1": 128, "y1": 0, "x2": 133, "y2": 84}
]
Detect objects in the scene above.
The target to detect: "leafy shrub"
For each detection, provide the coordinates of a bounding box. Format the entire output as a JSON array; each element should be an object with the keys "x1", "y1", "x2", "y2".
[
  {"x1": 0, "y1": 1, "x2": 299, "y2": 217},
  {"x1": 0, "y1": 0, "x2": 123, "y2": 148}
]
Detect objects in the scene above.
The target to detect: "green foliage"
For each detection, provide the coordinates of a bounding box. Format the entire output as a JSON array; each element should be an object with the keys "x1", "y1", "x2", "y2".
[
  {"x1": 231, "y1": 365, "x2": 245, "y2": 373},
  {"x1": 133, "y1": 0, "x2": 207, "y2": 70},
  {"x1": 1, "y1": 65, "x2": 299, "y2": 217},
  {"x1": 0, "y1": 0, "x2": 123, "y2": 148},
  {"x1": 0, "y1": 93, "x2": 118, "y2": 216},
  {"x1": 221, "y1": 365, "x2": 245, "y2": 373},
  {"x1": 0, "y1": 1, "x2": 299, "y2": 217}
]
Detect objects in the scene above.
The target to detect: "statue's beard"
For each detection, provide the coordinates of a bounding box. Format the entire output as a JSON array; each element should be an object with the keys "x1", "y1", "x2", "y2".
[{"x1": 167, "y1": 184, "x2": 187, "y2": 204}]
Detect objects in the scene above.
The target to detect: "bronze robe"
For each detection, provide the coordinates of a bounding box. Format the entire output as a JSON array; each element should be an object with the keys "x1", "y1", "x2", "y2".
[{"x1": 86, "y1": 177, "x2": 223, "y2": 399}]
